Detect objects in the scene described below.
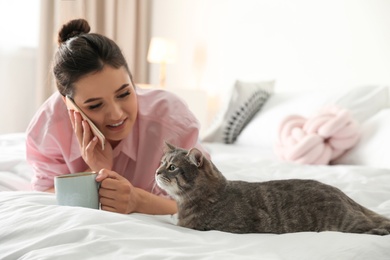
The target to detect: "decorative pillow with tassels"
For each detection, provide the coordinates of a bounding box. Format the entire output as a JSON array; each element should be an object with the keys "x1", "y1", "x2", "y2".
[
  {"x1": 274, "y1": 106, "x2": 360, "y2": 165},
  {"x1": 202, "y1": 80, "x2": 274, "y2": 144}
]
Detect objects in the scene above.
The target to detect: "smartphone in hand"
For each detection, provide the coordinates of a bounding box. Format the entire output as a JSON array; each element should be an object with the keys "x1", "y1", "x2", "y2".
[{"x1": 66, "y1": 96, "x2": 105, "y2": 150}]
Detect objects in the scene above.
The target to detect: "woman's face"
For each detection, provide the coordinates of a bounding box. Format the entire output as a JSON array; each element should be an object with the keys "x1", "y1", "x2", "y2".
[{"x1": 71, "y1": 66, "x2": 137, "y2": 146}]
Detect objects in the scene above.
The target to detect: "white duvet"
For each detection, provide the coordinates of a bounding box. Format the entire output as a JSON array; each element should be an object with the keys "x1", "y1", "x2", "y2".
[{"x1": 1, "y1": 138, "x2": 390, "y2": 259}]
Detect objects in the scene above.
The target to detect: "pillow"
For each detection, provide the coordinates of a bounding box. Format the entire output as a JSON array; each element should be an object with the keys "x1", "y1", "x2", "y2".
[
  {"x1": 236, "y1": 85, "x2": 389, "y2": 148},
  {"x1": 333, "y1": 108, "x2": 390, "y2": 168},
  {"x1": 274, "y1": 106, "x2": 360, "y2": 165},
  {"x1": 202, "y1": 80, "x2": 274, "y2": 144},
  {"x1": 327, "y1": 85, "x2": 389, "y2": 123}
]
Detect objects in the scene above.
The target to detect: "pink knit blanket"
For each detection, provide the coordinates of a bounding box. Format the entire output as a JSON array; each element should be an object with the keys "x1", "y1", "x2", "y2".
[{"x1": 274, "y1": 106, "x2": 360, "y2": 165}]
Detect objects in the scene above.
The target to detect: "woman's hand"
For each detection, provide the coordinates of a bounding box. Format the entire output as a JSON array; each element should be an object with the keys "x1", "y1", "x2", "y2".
[
  {"x1": 96, "y1": 169, "x2": 178, "y2": 215},
  {"x1": 96, "y1": 169, "x2": 139, "y2": 214},
  {"x1": 69, "y1": 110, "x2": 113, "y2": 172}
]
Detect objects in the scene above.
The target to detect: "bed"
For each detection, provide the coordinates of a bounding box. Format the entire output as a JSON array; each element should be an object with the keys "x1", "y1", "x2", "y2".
[{"x1": 1, "y1": 84, "x2": 390, "y2": 260}]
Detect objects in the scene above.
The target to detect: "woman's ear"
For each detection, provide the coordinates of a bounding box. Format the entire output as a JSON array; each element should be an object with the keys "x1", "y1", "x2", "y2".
[{"x1": 187, "y1": 148, "x2": 203, "y2": 168}]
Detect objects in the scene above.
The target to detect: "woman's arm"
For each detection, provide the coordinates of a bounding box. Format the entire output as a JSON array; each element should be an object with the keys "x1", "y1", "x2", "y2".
[{"x1": 134, "y1": 188, "x2": 177, "y2": 215}]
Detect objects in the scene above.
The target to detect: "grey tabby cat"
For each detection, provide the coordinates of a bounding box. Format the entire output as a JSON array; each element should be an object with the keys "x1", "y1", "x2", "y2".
[{"x1": 155, "y1": 143, "x2": 390, "y2": 235}]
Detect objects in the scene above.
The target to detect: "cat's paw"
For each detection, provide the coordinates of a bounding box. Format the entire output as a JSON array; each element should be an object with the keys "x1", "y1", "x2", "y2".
[{"x1": 365, "y1": 228, "x2": 389, "y2": 236}]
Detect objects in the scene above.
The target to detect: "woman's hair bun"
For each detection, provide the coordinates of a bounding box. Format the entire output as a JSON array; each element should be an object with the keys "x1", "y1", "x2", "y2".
[{"x1": 58, "y1": 18, "x2": 91, "y2": 45}]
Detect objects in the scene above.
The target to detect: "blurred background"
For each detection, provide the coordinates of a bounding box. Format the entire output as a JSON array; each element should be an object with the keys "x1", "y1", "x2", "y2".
[{"x1": 1, "y1": 0, "x2": 390, "y2": 134}]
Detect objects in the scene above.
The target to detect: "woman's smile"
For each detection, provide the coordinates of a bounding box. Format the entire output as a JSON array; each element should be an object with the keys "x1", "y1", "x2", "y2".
[{"x1": 106, "y1": 118, "x2": 127, "y2": 130}]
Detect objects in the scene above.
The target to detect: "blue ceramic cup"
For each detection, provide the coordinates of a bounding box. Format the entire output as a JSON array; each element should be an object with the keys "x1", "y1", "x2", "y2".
[{"x1": 55, "y1": 172, "x2": 100, "y2": 209}]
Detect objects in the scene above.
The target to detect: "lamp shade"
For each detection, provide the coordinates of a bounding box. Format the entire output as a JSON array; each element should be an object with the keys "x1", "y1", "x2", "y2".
[{"x1": 147, "y1": 37, "x2": 177, "y2": 64}]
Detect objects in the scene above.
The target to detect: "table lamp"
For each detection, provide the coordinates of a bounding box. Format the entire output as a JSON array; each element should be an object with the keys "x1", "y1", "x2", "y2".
[{"x1": 147, "y1": 37, "x2": 177, "y2": 88}]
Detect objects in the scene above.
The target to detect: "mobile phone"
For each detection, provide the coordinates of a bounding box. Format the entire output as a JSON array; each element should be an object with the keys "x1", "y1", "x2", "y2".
[{"x1": 66, "y1": 96, "x2": 105, "y2": 150}]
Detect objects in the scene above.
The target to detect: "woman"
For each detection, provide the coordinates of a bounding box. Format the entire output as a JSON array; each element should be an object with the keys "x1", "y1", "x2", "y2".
[{"x1": 26, "y1": 19, "x2": 208, "y2": 215}]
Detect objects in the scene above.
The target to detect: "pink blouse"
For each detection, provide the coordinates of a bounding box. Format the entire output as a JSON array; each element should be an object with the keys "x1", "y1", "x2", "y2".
[{"x1": 26, "y1": 87, "x2": 209, "y2": 194}]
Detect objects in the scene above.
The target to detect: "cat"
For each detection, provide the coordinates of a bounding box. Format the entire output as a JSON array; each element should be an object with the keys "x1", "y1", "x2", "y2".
[{"x1": 155, "y1": 143, "x2": 390, "y2": 235}]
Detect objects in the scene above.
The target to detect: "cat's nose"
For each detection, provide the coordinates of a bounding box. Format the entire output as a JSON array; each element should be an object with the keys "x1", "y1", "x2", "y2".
[{"x1": 155, "y1": 163, "x2": 165, "y2": 175}]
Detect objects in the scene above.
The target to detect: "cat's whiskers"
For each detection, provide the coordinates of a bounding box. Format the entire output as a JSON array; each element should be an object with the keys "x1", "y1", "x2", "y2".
[
  {"x1": 156, "y1": 175, "x2": 181, "y2": 198},
  {"x1": 151, "y1": 181, "x2": 159, "y2": 194}
]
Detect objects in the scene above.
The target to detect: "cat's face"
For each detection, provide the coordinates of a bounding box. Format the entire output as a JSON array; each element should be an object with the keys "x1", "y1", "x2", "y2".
[{"x1": 155, "y1": 143, "x2": 204, "y2": 201}]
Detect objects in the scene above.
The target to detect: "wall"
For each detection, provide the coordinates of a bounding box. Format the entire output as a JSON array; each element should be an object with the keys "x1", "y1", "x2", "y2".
[
  {"x1": 149, "y1": 0, "x2": 390, "y2": 95},
  {"x1": 0, "y1": 0, "x2": 40, "y2": 134},
  {"x1": 0, "y1": 49, "x2": 37, "y2": 134}
]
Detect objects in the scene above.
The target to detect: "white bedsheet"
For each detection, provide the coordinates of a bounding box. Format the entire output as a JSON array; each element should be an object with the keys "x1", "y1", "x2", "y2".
[
  {"x1": 1, "y1": 142, "x2": 390, "y2": 259},
  {"x1": 0, "y1": 133, "x2": 33, "y2": 191}
]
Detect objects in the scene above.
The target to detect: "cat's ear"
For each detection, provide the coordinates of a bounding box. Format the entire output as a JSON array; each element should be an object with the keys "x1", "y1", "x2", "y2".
[
  {"x1": 187, "y1": 148, "x2": 203, "y2": 168},
  {"x1": 164, "y1": 141, "x2": 177, "y2": 152}
]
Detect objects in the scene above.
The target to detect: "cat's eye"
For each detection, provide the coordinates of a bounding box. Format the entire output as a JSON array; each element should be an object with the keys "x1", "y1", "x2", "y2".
[{"x1": 168, "y1": 164, "x2": 176, "y2": 171}]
